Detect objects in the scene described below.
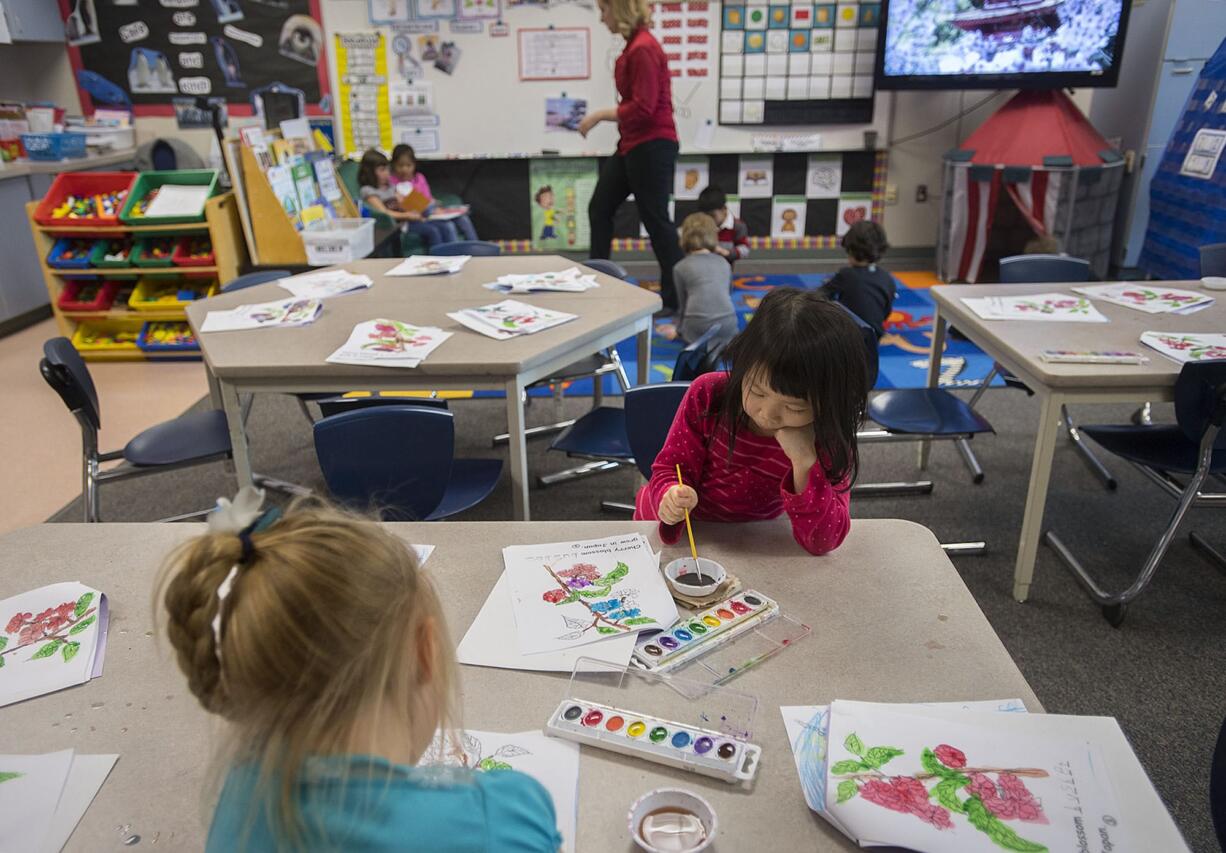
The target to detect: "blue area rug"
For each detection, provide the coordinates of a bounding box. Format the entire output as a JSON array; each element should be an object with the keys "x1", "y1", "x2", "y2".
[{"x1": 475, "y1": 273, "x2": 999, "y2": 397}]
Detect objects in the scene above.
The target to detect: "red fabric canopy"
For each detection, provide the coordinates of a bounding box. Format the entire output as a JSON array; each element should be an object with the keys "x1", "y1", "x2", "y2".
[{"x1": 960, "y1": 90, "x2": 1111, "y2": 167}]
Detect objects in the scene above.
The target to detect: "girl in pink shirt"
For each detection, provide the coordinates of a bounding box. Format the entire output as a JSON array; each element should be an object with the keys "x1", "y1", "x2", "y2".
[
  {"x1": 391, "y1": 144, "x2": 479, "y2": 243},
  {"x1": 634, "y1": 288, "x2": 870, "y2": 555}
]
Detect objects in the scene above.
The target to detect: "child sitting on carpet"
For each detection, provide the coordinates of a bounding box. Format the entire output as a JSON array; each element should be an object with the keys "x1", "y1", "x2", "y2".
[
  {"x1": 697, "y1": 186, "x2": 750, "y2": 268},
  {"x1": 819, "y1": 220, "x2": 897, "y2": 339},
  {"x1": 160, "y1": 491, "x2": 561, "y2": 852},
  {"x1": 357, "y1": 148, "x2": 451, "y2": 251},
  {"x1": 657, "y1": 213, "x2": 738, "y2": 352},
  {"x1": 636, "y1": 288, "x2": 869, "y2": 555}
]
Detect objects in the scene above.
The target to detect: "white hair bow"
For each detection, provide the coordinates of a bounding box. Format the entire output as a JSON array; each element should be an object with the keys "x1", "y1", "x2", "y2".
[{"x1": 209, "y1": 487, "x2": 269, "y2": 662}]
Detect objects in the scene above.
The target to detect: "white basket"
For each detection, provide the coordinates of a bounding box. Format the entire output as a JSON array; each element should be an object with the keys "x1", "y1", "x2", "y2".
[
  {"x1": 65, "y1": 122, "x2": 136, "y2": 151},
  {"x1": 301, "y1": 218, "x2": 375, "y2": 266}
]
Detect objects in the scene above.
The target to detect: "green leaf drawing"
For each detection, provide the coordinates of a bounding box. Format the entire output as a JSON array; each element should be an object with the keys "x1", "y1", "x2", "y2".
[
  {"x1": 575, "y1": 587, "x2": 613, "y2": 599},
  {"x1": 0, "y1": 636, "x2": 7, "y2": 651},
  {"x1": 0, "y1": 772, "x2": 22, "y2": 785},
  {"x1": 0, "y1": 656, "x2": 5, "y2": 668},
  {"x1": 864, "y1": 746, "x2": 904, "y2": 769},
  {"x1": 596, "y1": 626, "x2": 618, "y2": 635},
  {"x1": 69, "y1": 615, "x2": 96, "y2": 635},
  {"x1": 843, "y1": 733, "x2": 865, "y2": 757},
  {"x1": 32, "y1": 640, "x2": 63, "y2": 659},
  {"x1": 933, "y1": 777, "x2": 969, "y2": 814},
  {"x1": 477, "y1": 758, "x2": 512, "y2": 771},
  {"x1": 62, "y1": 641, "x2": 81, "y2": 663},
  {"x1": 829, "y1": 759, "x2": 866, "y2": 775},
  {"x1": 921, "y1": 748, "x2": 956, "y2": 779},
  {"x1": 604, "y1": 562, "x2": 629, "y2": 583},
  {"x1": 75, "y1": 592, "x2": 94, "y2": 619},
  {"x1": 621, "y1": 617, "x2": 656, "y2": 626},
  {"x1": 836, "y1": 780, "x2": 859, "y2": 803},
  {"x1": 965, "y1": 797, "x2": 1048, "y2": 853},
  {"x1": 556, "y1": 593, "x2": 579, "y2": 606}
]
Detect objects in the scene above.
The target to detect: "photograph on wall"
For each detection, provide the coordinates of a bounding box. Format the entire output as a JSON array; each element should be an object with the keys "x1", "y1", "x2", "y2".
[
  {"x1": 545, "y1": 97, "x2": 588, "y2": 133},
  {"x1": 416, "y1": 0, "x2": 459, "y2": 20},
  {"x1": 530, "y1": 159, "x2": 598, "y2": 251},
  {"x1": 64, "y1": 0, "x2": 101, "y2": 47},
  {"x1": 173, "y1": 97, "x2": 229, "y2": 130},
  {"x1": 673, "y1": 157, "x2": 710, "y2": 201}
]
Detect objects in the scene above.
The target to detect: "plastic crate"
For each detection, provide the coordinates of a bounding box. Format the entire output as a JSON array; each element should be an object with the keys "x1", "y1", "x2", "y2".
[
  {"x1": 112, "y1": 279, "x2": 138, "y2": 310},
  {"x1": 131, "y1": 237, "x2": 177, "y2": 267},
  {"x1": 302, "y1": 218, "x2": 375, "y2": 266},
  {"x1": 47, "y1": 238, "x2": 97, "y2": 269},
  {"x1": 33, "y1": 172, "x2": 136, "y2": 228},
  {"x1": 90, "y1": 237, "x2": 134, "y2": 268},
  {"x1": 71, "y1": 320, "x2": 142, "y2": 354},
  {"x1": 129, "y1": 276, "x2": 216, "y2": 311},
  {"x1": 172, "y1": 236, "x2": 215, "y2": 267},
  {"x1": 120, "y1": 169, "x2": 219, "y2": 225},
  {"x1": 20, "y1": 132, "x2": 87, "y2": 162},
  {"x1": 138, "y1": 321, "x2": 198, "y2": 353},
  {"x1": 59, "y1": 279, "x2": 118, "y2": 312}
]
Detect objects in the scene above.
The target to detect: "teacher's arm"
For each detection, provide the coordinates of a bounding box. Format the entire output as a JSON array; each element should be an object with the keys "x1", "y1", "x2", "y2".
[{"x1": 578, "y1": 107, "x2": 619, "y2": 138}]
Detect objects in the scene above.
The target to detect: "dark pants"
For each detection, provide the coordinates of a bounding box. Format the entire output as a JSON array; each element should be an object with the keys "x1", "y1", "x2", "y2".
[{"x1": 589, "y1": 138, "x2": 683, "y2": 310}]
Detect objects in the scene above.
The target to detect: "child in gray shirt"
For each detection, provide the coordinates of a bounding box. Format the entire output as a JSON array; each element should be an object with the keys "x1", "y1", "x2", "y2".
[{"x1": 657, "y1": 213, "x2": 739, "y2": 351}]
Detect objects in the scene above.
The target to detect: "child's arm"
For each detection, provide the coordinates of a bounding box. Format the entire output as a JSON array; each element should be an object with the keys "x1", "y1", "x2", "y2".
[
  {"x1": 774, "y1": 426, "x2": 852, "y2": 555},
  {"x1": 365, "y1": 194, "x2": 423, "y2": 222},
  {"x1": 634, "y1": 382, "x2": 711, "y2": 543},
  {"x1": 578, "y1": 107, "x2": 619, "y2": 137},
  {"x1": 731, "y1": 220, "x2": 750, "y2": 261}
]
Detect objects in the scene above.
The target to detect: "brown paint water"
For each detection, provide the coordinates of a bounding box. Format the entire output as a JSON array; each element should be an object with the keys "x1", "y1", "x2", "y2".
[{"x1": 673, "y1": 572, "x2": 718, "y2": 588}]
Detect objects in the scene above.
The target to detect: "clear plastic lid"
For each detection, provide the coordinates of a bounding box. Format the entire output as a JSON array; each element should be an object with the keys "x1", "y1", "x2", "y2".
[{"x1": 564, "y1": 657, "x2": 759, "y2": 742}]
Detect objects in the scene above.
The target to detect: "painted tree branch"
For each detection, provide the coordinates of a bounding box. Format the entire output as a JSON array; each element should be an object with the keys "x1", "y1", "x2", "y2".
[
  {"x1": 1, "y1": 607, "x2": 96, "y2": 658},
  {"x1": 835, "y1": 766, "x2": 1050, "y2": 781},
  {"x1": 543, "y1": 563, "x2": 629, "y2": 632}
]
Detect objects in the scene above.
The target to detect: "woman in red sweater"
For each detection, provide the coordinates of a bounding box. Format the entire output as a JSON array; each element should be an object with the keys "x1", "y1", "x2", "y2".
[
  {"x1": 635, "y1": 288, "x2": 870, "y2": 555},
  {"x1": 580, "y1": 0, "x2": 684, "y2": 314}
]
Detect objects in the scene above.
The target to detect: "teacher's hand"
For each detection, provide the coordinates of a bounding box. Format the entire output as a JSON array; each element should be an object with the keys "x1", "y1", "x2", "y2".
[{"x1": 577, "y1": 113, "x2": 602, "y2": 138}]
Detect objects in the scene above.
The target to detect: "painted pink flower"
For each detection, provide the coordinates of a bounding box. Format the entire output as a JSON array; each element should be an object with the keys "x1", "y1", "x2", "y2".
[
  {"x1": 861, "y1": 777, "x2": 952, "y2": 829},
  {"x1": 558, "y1": 563, "x2": 600, "y2": 581},
  {"x1": 967, "y1": 772, "x2": 1048, "y2": 823},
  {"x1": 542, "y1": 589, "x2": 567, "y2": 604},
  {"x1": 934, "y1": 744, "x2": 966, "y2": 768},
  {"x1": 5, "y1": 612, "x2": 29, "y2": 634}
]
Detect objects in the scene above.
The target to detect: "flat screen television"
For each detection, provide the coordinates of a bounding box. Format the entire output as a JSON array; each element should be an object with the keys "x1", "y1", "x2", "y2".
[{"x1": 874, "y1": 0, "x2": 1132, "y2": 90}]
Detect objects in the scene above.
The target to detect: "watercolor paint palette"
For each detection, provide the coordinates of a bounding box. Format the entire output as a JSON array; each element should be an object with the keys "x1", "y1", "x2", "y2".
[{"x1": 545, "y1": 658, "x2": 762, "y2": 785}]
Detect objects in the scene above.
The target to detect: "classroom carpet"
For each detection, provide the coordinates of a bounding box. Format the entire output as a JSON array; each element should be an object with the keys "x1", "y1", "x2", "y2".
[{"x1": 47, "y1": 390, "x2": 1226, "y2": 852}]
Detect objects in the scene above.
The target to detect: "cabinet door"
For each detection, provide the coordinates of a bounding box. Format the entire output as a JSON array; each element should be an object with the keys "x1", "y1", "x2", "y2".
[
  {"x1": 0, "y1": 178, "x2": 50, "y2": 321},
  {"x1": 1164, "y1": 0, "x2": 1226, "y2": 61}
]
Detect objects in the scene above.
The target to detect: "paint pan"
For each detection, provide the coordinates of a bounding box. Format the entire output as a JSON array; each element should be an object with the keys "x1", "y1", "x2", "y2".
[{"x1": 544, "y1": 657, "x2": 762, "y2": 785}]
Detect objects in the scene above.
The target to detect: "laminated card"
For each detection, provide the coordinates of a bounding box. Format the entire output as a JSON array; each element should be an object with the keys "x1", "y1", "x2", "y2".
[
  {"x1": 1, "y1": 583, "x2": 108, "y2": 707},
  {"x1": 503, "y1": 534, "x2": 678, "y2": 656},
  {"x1": 386, "y1": 255, "x2": 471, "y2": 276}
]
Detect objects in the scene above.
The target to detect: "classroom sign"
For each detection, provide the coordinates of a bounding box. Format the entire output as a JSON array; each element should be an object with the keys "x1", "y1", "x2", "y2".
[
  {"x1": 529, "y1": 159, "x2": 597, "y2": 252},
  {"x1": 335, "y1": 32, "x2": 393, "y2": 154}
]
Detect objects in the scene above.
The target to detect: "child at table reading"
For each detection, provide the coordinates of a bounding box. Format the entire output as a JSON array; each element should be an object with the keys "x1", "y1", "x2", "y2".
[
  {"x1": 357, "y1": 148, "x2": 450, "y2": 251},
  {"x1": 160, "y1": 492, "x2": 561, "y2": 853},
  {"x1": 819, "y1": 220, "x2": 896, "y2": 339},
  {"x1": 636, "y1": 288, "x2": 869, "y2": 555},
  {"x1": 391, "y1": 144, "x2": 479, "y2": 244}
]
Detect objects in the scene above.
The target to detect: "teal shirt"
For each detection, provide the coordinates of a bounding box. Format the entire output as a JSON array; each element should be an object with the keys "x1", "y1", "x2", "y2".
[{"x1": 206, "y1": 756, "x2": 562, "y2": 852}]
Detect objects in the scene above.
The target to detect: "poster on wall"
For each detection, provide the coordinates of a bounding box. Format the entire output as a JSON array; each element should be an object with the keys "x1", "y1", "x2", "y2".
[
  {"x1": 518, "y1": 28, "x2": 591, "y2": 81},
  {"x1": 335, "y1": 32, "x2": 392, "y2": 154},
  {"x1": 529, "y1": 159, "x2": 598, "y2": 251},
  {"x1": 649, "y1": 0, "x2": 714, "y2": 80},
  {"x1": 59, "y1": 0, "x2": 329, "y2": 118}
]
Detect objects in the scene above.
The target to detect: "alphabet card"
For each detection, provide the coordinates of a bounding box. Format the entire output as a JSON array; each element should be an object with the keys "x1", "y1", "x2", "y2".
[
  {"x1": 674, "y1": 157, "x2": 710, "y2": 201},
  {"x1": 738, "y1": 157, "x2": 774, "y2": 198},
  {"x1": 1, "y1": 583, "x2": 108, "y2": 707},
  {"x1": 770, "y1": 196, "x2": 807, "y2": 238},
  {"x1": 503, "y1": 534, "x2": 678, "y2": 656},
  {"x1": 806, "y1": 154, "x2": 843, "y2": 199}
]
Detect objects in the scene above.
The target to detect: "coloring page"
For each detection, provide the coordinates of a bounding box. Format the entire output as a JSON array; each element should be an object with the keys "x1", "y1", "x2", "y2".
[
  {"x1": 770, "y1": 196, "x2": 807, "y2": 238},
  {"x1": 961, "y1": 294, "x2": 1109, "y2": 324},
  {"x1": 673, "y1": 157, "x2": 710, "y2": 201},
  {"x1": 41, "y1": 753, "x2": 119, "y2": 853},
  {"x1": 0, "y1": 749, "x2": 75, "y2": 850},
  {"x1": 737, "y1": 157, "x2": 774, "y2": 198},
  {"x1": 278, "y1": 269, "x2": 373, "y2": 300},
  {"x1": 199, "y1": 298, "x2": 322, "y2": 332},
  {"x1": 1073, "y1": 284, "x2": 1214, "y2": 315},
  {"x1": 326, "y1": 319, "x2": 452, "y2": 368},
  {"x1": 504, "y1": 534, "x2": 677, "y2": 655},
  {"x1": 1140, "y1": 332, "x2": 1226, "y2": 364},
  {"x1": 836, "y1": 194, "x2": 872, "y2": 237},
  {"x1": 386, "y1": 255, "x2": 471, "y2": 276},
  {"x1": 824, "y1": 702, "x2": 1127, "y2": 853},
  {"x1": 1, "y1": 583, "x2": 107, "y2": 707},
  {"x1": 490, "y1": 267, "x2": 599, "y2": 293},
  {"x1": 449, "y1": 300, "x2": 577, "y2": 340},
  {"x1": 806, "y1": 155, "x2": 843, "y2": 199},
  {"x1": 423, "y1": 729, "x2": 579, "y2": 852}
]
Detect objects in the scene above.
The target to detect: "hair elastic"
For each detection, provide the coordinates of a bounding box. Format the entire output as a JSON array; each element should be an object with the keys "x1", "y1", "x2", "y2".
[{"x1": 206, "y1": 488, "x2": 281, "y2": 663}]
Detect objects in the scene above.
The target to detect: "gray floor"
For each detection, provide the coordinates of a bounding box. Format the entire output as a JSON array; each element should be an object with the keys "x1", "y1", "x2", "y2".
[{"x1": 50, "y1": 388, "x2": 1226, "y2": 851}]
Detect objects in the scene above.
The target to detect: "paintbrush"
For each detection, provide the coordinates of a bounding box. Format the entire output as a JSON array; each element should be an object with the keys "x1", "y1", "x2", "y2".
[{"x1": 675, "y1": 464, "x2": 699, "y2": 567}]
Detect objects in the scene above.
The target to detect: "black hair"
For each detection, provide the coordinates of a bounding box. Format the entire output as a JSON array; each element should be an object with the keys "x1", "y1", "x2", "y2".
[
  {"x1": 696, "y1": 185, "x2": 727, "y2": 213},
  {"x1": 390, "y1": 144, "x2": 417, "y2": 167},
  {"x1": 712, "y1": 288, "x2": 868, "y2": 488},
  {"x1": 357, "y1": 149, "x2": 389, "y2": 190},
  {"x1": 842, "y1": 221, "x2": 890, "y2": 264}
]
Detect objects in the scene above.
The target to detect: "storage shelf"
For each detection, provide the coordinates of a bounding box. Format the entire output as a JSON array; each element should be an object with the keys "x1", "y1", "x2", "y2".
[
  {"x1": 34, "y1": 220, "x2": 210, "y2": 235},
  {"x1": 49, "y1": 266, "x2": 218, "y2": 277},
  {"x1": 80, "y1": 349, "x2": 201, "y2": 362},
  {"x1": 60, "y1": 309, "x2": 189, "y2": 321}
]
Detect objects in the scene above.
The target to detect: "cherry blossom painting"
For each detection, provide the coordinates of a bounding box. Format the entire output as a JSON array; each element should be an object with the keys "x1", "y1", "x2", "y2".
[
  {"x1": 961, "y1": 293, "x2": 1109, "y2": 324},
  {"x1": 325, "y1": 319, "x2": 452, "y2": 368},
  {"x1": 1074, "y1": 284, "x2": 1215, "y2": 315},
  {"x1": 0, "y1": 583, "x2": 107, "y2": 707},
  {"x1": 1140, "y1": 332, "x2": 1226, "y2": 365}
]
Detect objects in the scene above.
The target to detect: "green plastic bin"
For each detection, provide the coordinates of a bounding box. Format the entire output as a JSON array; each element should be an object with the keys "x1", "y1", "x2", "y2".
[{"x1": 119, "y1": 169, "x2": 219, "y2": 226}]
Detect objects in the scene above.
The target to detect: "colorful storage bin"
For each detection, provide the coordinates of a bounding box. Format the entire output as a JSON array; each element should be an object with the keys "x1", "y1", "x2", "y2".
[
  {"x1": 71, "y1": 320, "x2": 142, "y2": 354},
  {"x1": 32, "y1": 172, "x2": 136, "y2": 228},
  {"x1": 58, "y1": 279, "x2": 118, "y2": 312},
  {"x1": 129, "y1": 276, "x2": 216, "y2": 311},
  {"x1": 131, "y1": 237, "x2": 177, "y2": 267},
  {"x1": 138, "y1": 322, "x2": 199, "y2": 353},
  {"x1": 172, "y1": 236, "x2": 215, "y2": 267},
  {"x1": 90, "y1": 237, "x2": 135, "y2": 268},
  {"x1": 20, "y1": 131, "x2": 86, "y2": 162},
  {"x1": 47, "y1": 238, "x2": 97, "y2": 269},
  {"x1": 119, "y1": 169, "x2": 219, "y2": 225}
]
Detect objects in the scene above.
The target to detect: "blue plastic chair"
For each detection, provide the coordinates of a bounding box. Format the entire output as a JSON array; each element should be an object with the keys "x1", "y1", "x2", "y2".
[
  {"x1": 221, "y1": 270, "x2": 291, "y2": 292},
  {"x1": 1201, "y1": 243, "x2": 1226, "y2": 277},
  {"x1": 1044, "y1": 360, "x2": 1226, "y2": 626},
  {"x1": 433, "y1": 240, "x2": 501, "y2": 257},
  {"x1": 314, "y1": 405, "x2": 502, "y2": 521},
  {"x1": 581, "y1": 258, "x2": 631, "y2": 280},
  {"x1": 1213, "y1": 714, "x2": 1226, "y2": 851},
  {"x1": 672, "y1": 324, "x2": 728, "y2": 383},
  {"x1": 40, "y1": 338, "x2": 233, "y2": 522},
  {"x1": 999, "y1": 253, "x2": 1091, "y2": 283}
]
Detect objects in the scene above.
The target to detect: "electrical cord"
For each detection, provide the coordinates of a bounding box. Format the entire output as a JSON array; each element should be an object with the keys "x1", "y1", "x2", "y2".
[{"x1": 889, "y1": 91, "x2": 1004, "y2": 147}]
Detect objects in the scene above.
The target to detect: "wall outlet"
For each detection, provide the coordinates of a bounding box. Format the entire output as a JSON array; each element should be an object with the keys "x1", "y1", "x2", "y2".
[
  {"x1": 884, "y1": 184, "x2": 899, "y2": 205},
  {"x1": 915, "y1": 184, "x2": 929, "y2": 203}
]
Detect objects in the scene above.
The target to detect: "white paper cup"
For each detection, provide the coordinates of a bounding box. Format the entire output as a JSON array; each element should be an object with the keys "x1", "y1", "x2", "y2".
[
  {"x1": 628, "y1": 787, "x2": 718, "y2": 853},
  {"x1": 663, "y1": 557, "x2": 727, "y2": 597},
  {"x1": 1201, "y1": 276, "x2": 1226, "y2": 291}
]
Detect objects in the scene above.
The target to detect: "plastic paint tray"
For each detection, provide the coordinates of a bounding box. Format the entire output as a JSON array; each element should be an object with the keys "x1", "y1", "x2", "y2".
[
  {"x1": 544, "y1": 658, "x2": 762, "y2": 785},
  {"x1": 71, "y1": 320, "x2": 142, "y2": 353}
]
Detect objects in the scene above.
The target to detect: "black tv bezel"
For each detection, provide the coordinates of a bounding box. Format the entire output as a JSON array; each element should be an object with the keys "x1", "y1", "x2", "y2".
[{"x1": 871, "y1": 0, "x2": 1133, "y2": 90}]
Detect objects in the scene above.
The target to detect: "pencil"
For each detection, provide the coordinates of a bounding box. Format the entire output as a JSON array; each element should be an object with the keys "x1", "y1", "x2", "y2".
[{"x1": 675, "y1": 464, "x2": 698, "y2": 564}]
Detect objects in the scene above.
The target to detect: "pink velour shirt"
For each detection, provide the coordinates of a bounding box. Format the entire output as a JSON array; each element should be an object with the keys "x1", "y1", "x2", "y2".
[{"x1": 633, "y1": 372, "x2": 851, "y2": 556}]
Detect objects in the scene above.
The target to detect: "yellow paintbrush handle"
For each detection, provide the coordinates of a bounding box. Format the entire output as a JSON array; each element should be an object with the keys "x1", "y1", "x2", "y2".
[{"x1": 676, "y1": 464, "x2": 698, "y2": 562}]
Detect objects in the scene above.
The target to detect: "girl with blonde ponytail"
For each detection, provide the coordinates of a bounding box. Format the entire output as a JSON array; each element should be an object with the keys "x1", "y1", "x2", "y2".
[{"x1": 160, "y1": 490, "x2": 561, "y2": 852}]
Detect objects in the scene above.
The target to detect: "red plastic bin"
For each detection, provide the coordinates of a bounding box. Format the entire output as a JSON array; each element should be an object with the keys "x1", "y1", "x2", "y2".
[
  {"x1": 172, "y1": 236, "x2": 215, "y2": 267},
  {"x1": 33, "y1": 172, "x2": 137, "y2": 228},
  {"x1": 58, "y1": 279, "x2": 119, "y2": 312}
]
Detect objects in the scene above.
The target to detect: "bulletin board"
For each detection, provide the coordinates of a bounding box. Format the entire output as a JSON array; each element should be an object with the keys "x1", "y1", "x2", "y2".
[{"x1": 59, "y1": 0, "x2": 331, "y2": 117}]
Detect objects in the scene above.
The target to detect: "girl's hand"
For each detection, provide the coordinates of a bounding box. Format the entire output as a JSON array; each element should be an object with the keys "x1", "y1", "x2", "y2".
[
  {"x1": 659, "y1": 484, "x2": 697, "y2": 525},
  {"x1": 715, "y1": 246, "x2": 732, "y2": 257},
  {"x1": 773, "y1": 424, "x2": 818, "y2": 469},
  {"x1": 402, "y1": 210, "x2": 424, "y2": 221}
]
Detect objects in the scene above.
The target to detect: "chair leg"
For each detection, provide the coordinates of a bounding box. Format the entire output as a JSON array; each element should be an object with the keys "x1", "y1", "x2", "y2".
[
  {"x1": 1061, "y1": 405, "x2": 1117, "y2": 490},
  {"x1": 967, "y1": 363, "x2": 999, "y2": 409},
  {"x1": 955, "y1": 438, "x2": 985, "y2": 484},
  {"x1": 537, "y1": 460, "x2": 624, "y2": 486},
  {"x1": 1132, "y1": 402, "x2": 1153, "y2": 425},
  {"x1": 493, "y1": 419, "x2": 576, "y2": 447},
  {"x1": 940, "y1": 542, "x2": 986, "y2": 555},
  {"x1": 296, "y1": 397, "x2": 316, "y2": 425},
  {"x1": 83, "y1": 457, "x2": 100, "y2": 523},
  {"x1": 601, "y1": 500, "x2": 635, "y2": 514},
  {"x1": 851, "y1": 480, "x2": 934, "y2": 496},
  {"x1": 1190, "y1": 532, "x2": 1226, "y2": 571}
]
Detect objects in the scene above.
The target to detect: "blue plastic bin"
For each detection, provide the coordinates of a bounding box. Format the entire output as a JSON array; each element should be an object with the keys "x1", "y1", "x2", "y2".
[{"x1": 20, "y1": 132, "x2": 87, "y2": 162}]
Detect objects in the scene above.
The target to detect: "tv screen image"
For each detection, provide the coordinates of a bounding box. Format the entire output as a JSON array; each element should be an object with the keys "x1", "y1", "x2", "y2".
[{"x1": 876, "y1": 0, "x2": 1130, "y2": 89}]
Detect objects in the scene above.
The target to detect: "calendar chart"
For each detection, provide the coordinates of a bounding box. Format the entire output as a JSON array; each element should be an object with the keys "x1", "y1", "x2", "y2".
[{"x1": 719, "y1": 0, "x2": 878, "y2": 125}]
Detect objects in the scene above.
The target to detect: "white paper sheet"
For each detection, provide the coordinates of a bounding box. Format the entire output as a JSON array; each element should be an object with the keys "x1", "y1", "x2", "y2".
[
  {"x1": 503, "y1": 534, "x2": 678, "y2": 656},
  {"x1": 278, "y1": 269, "x2": 373, "y2": 299},
  {"x1": 0, "y1": 750, "x2": 74, "y2": 851},
  {"x1": 325, "y1": 319, "x2": 452, "y2": 368},
  {"x1": 386, "y1": 255, "x2": 471, "y2": 276},
  {"x1": 424, "y1": 730, "x2": 579, "y2": 853},
  {"x1": 1140, "y1": 331, "x2": 1226, "y2": 364},
  {"x1": 961, "y1": 294, "x2": 1110, "y2": 323},
  {"x1": 484, "y1": 268, "x2": 600, "y2": 294},
  {"x1": 1073, "y1": 284, "x2": 1214, "y2": 315},
  {"x1": 0, "y1": 583, "x2": 107, "y2": 707},
  {"x1": 446, "y1": 299, "x2": 577, "y2": 341},
  {"x1": 41, "y1": 754, "x2": 119, "y2": 853},
  {"x1": 200, "y1": 298, "x2": 322, "y2": 332},
  {"x1": 143, "y1": 184, "x2": 211, "y2": 219},
  {"x1": 457, "y1": 572, "x2": 635, "y2": 671}
]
